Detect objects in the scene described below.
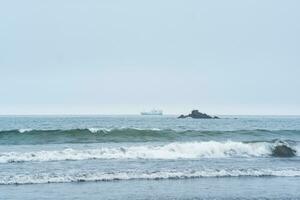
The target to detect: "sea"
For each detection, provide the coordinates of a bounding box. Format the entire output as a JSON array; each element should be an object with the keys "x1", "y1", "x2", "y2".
[{"x1": 0, "y1": 115, "x2": 299, "y2": 200}]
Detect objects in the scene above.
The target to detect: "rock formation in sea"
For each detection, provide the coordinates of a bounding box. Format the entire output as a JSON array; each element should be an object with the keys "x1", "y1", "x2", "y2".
[
  {"x1": 272, "y1": 144, "x2": 296, "y2": 157},
  {"x1": 178, "y1": 110, "x2": 219, "y2": 119}
]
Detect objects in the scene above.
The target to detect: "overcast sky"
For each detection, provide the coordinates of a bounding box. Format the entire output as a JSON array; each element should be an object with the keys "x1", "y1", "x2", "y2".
[{"x1": 0, "y1": 0, "x2": 300, "y2": 115}]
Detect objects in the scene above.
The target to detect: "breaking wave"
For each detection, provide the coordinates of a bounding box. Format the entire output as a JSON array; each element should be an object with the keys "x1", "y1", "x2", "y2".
[
  {"x1": 1, "y1": 168, "x2": 300, "y2": 185},
  {"x1": 0, "y1": 141, "x2": 298, "y2": 163},
  {"x1": 0, "y1": 128, "x2": 300, "y2": 145}
]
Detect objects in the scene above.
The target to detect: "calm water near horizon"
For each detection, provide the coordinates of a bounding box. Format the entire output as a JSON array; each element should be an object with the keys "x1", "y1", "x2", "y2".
[{"x1": 0, "y1": 115, "x2": 300, "y2": 199}]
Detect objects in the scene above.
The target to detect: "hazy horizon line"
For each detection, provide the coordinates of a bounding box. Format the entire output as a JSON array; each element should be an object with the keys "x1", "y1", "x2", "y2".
[{"x1": 1, "y1": 113, "x2": 300, "y2": 117}]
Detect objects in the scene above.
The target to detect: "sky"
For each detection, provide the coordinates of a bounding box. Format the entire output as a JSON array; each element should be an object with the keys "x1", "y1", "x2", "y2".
[{"x1": 0, "y1": 0, "x2": 300, "y2": 115}]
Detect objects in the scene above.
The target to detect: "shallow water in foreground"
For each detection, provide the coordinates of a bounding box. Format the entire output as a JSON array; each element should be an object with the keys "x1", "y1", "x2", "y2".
[
  {"x1": 0, "y1": 115, "x2": 299, "y2": 199},
  {"x1": 2, "y1": 177, "x2": 300, "y2": 200}
]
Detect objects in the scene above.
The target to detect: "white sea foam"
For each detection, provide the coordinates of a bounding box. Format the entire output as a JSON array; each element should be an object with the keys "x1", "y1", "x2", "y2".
[
  {"x1": 129, "y1": 127, "x2": 162, "y2": 131},
  {"x1": 18, "y1": 129, "x2": 32, "y2": 133},
  {"x1": 87, "y1": 127, "x2": 162, "y2": 133},
  {"x1": 150, "y1": 128, "x2": 162, "y2": 131},
  {"x1": 0, "y1": 141, "x2": 295, "y2": 163},
  {"x1": 1, "y1": 168, "x2": 300, "y2": 185},
  {"x1": 88, "y1": 128, "x2": 113, "y2": 133}
]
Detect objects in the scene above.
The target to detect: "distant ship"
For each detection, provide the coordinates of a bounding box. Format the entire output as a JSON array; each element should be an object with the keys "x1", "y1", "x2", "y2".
[{"x1": 141, "y1": 109, "x2": 163, "y2": 116}]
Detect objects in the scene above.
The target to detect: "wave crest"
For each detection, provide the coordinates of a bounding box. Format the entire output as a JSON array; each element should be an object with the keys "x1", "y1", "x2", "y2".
[
  {"x1": 0, "y1": 141, "x2": 297, "y2": 163},
  {"x1": 1, "y1": 128, "x2": 300, "y2": 145},
  {"x1": 1, "y1": 168, "x2": 300, "y2": 185}
]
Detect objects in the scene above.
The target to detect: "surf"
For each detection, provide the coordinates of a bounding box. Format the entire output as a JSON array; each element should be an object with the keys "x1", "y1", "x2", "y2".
[
  {"x1": 0, "y1": 140, "x2": 298, "y2": 164},
  {"x1": 1, "y1": 128, "x2": 300, "y2": 145},
  {"x1": 1, "y1": 168, "x2": 300, "y2": 185}
]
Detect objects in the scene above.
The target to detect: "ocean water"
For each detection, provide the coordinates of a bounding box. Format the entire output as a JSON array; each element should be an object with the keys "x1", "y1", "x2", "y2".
[{"x1": 0, "y1": 115, "x2": 300, "y2": 200}]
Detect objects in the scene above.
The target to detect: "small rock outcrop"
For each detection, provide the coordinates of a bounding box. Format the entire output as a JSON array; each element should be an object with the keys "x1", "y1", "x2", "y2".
[
  {"x1": 272, "y1": 144, "x2": 296, "y2": 157},
  {"x1": 178, "y1": 110, "x2": 219, "y2": 119}
]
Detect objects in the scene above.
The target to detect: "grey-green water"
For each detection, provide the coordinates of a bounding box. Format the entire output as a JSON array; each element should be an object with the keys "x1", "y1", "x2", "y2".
[{"x1": 0, "y1": 115, "x2": 299, "y2": 199}]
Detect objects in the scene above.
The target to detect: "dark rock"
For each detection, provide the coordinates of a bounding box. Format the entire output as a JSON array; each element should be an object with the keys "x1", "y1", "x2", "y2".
[
  {"x1": 190, "y1": 110, "x2": 212, "y2": 119},
  {"x1": 178, "y1": 110, "x2": 219, "y2": 119},
  {"x1": 178, "y1": 115, "x2": 187, "y2": 119},
  {"x1": 272, "y1": 144, "x2": 296, "y2": 157}
]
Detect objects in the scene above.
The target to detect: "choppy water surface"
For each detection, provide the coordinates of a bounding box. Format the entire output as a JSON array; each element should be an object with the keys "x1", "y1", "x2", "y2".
[{"x1": 0, "y1": 115, "x2": 300, "y2": 199}]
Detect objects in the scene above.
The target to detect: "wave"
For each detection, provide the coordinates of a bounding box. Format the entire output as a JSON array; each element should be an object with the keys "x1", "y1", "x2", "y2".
[
  {"x1": 18, "y1": 129, "x2": 33, "y2": 133},
  {"x1": 1, "y1": 168, "x2": 300, "y2": 185},
  {"x1": 0, "y1": 141, "x2": 298, "y2": 163},
  {"x1": 0, "y1": 128, "x2": 300, "y2": 145}
]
